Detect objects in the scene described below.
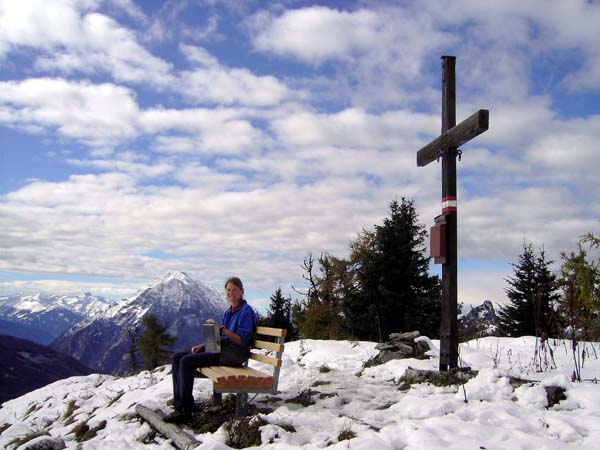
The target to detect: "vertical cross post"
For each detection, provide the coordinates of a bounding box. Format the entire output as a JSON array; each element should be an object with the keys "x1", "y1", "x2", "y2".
[
  {"x1": 416, "y1": 56, "x2": 488, "y2": 372},
  {"x1": 440, "y1": 56, "x2": 458, "y2": 371}
]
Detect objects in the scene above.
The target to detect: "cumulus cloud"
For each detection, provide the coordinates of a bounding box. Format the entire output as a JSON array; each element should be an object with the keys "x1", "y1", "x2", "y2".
[
  {"x1": 0, "y1": 0, "x2": 174, "y2": 86},
  {"x1": 179, "y1": 44, "x2": 294, "y2": 106},
  {"x1": 0, "y1": 279, "x2": 139, "y2": 299},
  {"x1": 251, "y1": 7, "x2": 381, "y2": 63},
  {"x1": 0, "y1": 78, "x2": 139, "y2": 146},
  {"x1": 141, "y1": 107, "x2": 267, "y2": 155}
]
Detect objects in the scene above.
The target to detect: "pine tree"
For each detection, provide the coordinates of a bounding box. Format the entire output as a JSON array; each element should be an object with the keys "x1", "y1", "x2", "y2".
[
  {"x1": 559, "y1": 232, "x2": 600, "y2": 340},
  {"x1": 126, "y1": 327, "x2": 139, "y2": 375},
  {"x1": 137, "y1": 315, "x2": 177, "y2": 370},
  {"x1": 498, "y1": 243, "x2": 560, "y2": 337},
  {"x1": 261, "y1": 287, "x2": 297, "y2": 340},
  {"x1": 346, "y1": 198, "x2": 441, "y2": 340}
]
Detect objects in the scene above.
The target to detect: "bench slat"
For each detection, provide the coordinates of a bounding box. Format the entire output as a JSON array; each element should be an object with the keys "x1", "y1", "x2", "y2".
[
  {"x1": 255, "y1": 326, "x2": 287, "y2": 338},
  {"x1": 254, "y1": 339, "x2": 284, "y2": 352},
  {"x1": 249, "y1": 352, "x2": 282, "y2": 367},
  {"x1": 199, "y1": 366, "x2": 274, "y2": 389}
]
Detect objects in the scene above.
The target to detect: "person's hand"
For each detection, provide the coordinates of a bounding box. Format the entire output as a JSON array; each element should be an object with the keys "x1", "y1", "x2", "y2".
[{"x1": 191, "y1": 344, "x2": 205, "y2": 353}]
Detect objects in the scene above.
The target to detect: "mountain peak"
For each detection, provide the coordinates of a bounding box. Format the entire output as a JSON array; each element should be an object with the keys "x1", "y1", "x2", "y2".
[{"x1": 152, "y1": 270, "x2": 194, "y2": 287}]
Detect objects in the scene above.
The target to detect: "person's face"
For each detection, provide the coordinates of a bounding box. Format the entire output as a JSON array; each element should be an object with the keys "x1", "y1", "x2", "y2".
[{"x1": 226, "y1": 282, "x2": 243, "y2": 305}]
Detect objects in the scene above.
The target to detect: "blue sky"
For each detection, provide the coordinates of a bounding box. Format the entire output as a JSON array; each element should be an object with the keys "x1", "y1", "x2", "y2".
[{"x1": 1, "y1": 0, "x2": 599, "y2": 310}]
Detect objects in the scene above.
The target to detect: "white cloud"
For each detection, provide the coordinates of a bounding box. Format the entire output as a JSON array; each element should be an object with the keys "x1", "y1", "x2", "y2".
[
  {"x1": 141, "y1": 107, "x2": 266, "y2": 155},
  {"x1": 179, "y1": 44, "x2": 294, "y2": 106},
  {"x1": 0, "y1": 0, "x2": 174, "y2": 86},
  {"x1": 251, "y1": 7, "x2": 380, "y2": 63},
  {"x1": 271, "y1": 107, "x2": 438, "y2": 149},
  {"x1": 0, "y1": 78, "x2": 139, "y2": 146},
  {"x1": 0, "y1": 279, "x2": 138, "y2": 299},
  {"x1": 67, "y1": 157, "x2": 174, "y2": 179}
]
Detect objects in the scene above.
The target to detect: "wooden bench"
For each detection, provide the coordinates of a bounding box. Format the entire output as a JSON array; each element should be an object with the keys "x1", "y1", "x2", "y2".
[{"x1": 196, "y1": 326, "x2": 286, "y2": 416}]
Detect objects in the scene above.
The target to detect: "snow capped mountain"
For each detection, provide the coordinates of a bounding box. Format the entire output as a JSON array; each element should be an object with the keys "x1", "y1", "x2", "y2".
[
  {"x1": 0, "y1": 292, "x2": 111, "y2": 344},
  {"x1": 51, "y1": 271, "x2": 228, "y2": 375}
]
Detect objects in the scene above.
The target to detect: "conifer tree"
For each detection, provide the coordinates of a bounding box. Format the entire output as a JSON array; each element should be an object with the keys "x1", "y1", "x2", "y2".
[
  {"x1": 559, "y1": 232, "x2": 600, "y2": 340},
  {"x1": 126, "y1": 327, "x2": 138, "y2": 375},
  {"x1": 498, "y1": 243, "x2": 560, "y2": 337},
  {"x1": 261, "y1": 287, "x2": 297, "y2": 340},
  {"x1": 138, "y1": 314, "x2": 177, "y2": 370},
  {"x1": 346, "y1": 198, "x2": 441, "y2": 340}
]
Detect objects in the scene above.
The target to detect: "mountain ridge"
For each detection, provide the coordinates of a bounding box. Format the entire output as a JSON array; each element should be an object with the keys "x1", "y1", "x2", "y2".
[{"x1": 50, "y1": 271, "x2": 228, "y2": 375}]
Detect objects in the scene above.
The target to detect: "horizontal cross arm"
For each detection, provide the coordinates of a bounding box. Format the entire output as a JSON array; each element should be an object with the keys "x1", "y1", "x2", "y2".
[{"x1": 417, "y1": 109, "x2": 489, "y2": 167}]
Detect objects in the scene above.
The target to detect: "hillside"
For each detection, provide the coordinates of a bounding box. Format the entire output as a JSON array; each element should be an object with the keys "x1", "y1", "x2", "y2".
[
  {"x1": 0, "y1": 335, "x2": 93, "y2": 404},
  {"x1": 1, "y1": 336, "x2": 599, "y2": 449}
]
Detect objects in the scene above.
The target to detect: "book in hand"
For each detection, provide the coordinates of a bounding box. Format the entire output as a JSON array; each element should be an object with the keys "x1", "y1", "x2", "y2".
[{"x1": 203, "y1": 323, "x2": 221, "y2": 353}]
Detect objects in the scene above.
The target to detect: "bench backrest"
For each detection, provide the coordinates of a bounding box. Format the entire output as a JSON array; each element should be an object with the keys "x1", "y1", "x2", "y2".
[{"x1": 249, "y1": 326, "x2": 287, "y2": 390}]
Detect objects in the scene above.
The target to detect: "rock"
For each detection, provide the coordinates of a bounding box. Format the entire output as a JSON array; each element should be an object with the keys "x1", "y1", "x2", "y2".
[
  {"x1": 374, "y1": 343, "x2": 397, "y2": 351},
  {"x1": 415, "y1": 339, "x2": 431, "y2": 353},
  {"x1": 390, "y1": 331, "x2": 420, "y2": 341},
  {"x1": 366, "y1": 332, "x2": 431, "y2": 366},
  {"x1": 17, "y1": 436, "x2": 66, "y2": 450},
  {"x1": 378, "y1": 351, "x2": 405, "y2": 364},
  {"x1": 545, "y1": 386, "x2": 566, "y2": 407},
  {"x1": 395, "y1": 342, "x2": 414, "y2": 355}
]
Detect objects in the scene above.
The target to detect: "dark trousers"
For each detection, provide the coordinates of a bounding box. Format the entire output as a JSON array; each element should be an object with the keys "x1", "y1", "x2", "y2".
[{"x1": 171, "y1": 350, "x2": 220, "y2": 412}]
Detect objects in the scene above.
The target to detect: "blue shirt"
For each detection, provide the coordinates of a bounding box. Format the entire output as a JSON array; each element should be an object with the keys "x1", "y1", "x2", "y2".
[{"x1": 221, "y1": 301, "x2": 257, "y2": 348}]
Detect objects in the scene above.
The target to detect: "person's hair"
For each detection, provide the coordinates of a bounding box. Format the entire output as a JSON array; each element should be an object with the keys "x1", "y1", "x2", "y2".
[{"x1": 224, "y1": 277, "x2": 244, "y2": 297}]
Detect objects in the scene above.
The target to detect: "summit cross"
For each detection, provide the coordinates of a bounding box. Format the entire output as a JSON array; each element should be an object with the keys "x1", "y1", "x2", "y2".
[{"x1": 416, "y1": 56, "x2": 489, "y2": 371}]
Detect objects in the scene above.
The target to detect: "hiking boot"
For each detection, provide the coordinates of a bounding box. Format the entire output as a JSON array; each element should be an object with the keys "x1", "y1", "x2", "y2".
[{"x1": 163, "y1": 410, "x2": 191, "y2": 424}]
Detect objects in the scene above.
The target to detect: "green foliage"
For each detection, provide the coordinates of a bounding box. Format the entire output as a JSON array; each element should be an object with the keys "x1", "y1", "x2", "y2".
[
  {"x1": 137, "y1": 315, "x2": 177, "y2": 370},
  {"x1": 343, "y1": 198, "x2": 441, "y2": 340},
  {"x1": 259, "y1": 287, "x2": 297, "y2": 341},
  {"x1": 497, "y1": 242, "x2": 561, "y2": 337},
  {"x1": 126, "y1": 327, "x2": 138, "y2": 375},
  {"x1": 559, "y1": 232, "x2": 600, "y2": 340},
  {"x1": 294, "y1": 252, "x2": 356, "y2": 340},
  {"x1": 295, "y1": 198, "x2": 441, "y2": 341}
]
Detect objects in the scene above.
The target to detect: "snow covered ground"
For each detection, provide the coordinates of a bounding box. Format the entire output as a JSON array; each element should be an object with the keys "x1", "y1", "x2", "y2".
[{"x1": 1, "y1": 336, "x2": 599, "y2": 449}]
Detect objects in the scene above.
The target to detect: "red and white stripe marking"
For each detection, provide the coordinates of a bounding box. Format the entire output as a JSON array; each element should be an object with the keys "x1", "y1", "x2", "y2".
[{"x1": 442, "y1": 196, "x2": 457, "y2": 213}]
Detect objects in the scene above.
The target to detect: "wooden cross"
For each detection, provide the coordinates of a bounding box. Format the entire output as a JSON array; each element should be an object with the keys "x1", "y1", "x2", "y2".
[{"x1": 416, "y1": 56, "x2": 489, "y2": 371}]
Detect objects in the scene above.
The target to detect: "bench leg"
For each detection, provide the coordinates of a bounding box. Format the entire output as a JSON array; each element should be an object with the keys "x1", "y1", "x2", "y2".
[
  {"x1": 212, "y1": 391, "x2": 222, "y2": 405},
  {"x1": 235, "y1": 393, "x2": 248, "y2": 417}
]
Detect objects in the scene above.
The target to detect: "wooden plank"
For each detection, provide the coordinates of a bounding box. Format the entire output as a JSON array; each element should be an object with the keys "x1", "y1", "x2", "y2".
[
  {"x1": 254, "y1": 339, "x2": 284, "y2": 352},
  {"x1": 199, "y1": 366, "x2": 226, "y2": 380},
  {"x1": 200, "y1": 365, "x2": 273, "y2": 380},
  {"x1": 214, "y1": 376, "x2": 273, "y2": 389},
  {"x1": 416, "y1": 109, "x2": 489, "y2": 167},
  {"x1": 249, "y1": 352, "x2": 282, "y2": 367},
  {"x1": 255, "y1": 326, "x2": 287, "y2": 338}
]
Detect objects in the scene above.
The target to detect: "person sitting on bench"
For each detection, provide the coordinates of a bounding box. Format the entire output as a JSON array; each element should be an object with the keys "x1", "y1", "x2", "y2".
[{"x1": 164, "y1": 276, "x2": 257, "y2": 424}]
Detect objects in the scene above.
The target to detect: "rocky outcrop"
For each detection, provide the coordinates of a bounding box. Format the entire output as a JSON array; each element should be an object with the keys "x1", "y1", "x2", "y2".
[{"x1": 369, "y1": 331, "x2": 432, "y2": 365}]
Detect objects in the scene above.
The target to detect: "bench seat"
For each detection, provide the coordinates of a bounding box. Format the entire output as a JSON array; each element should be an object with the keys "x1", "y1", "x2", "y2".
[
  {"x1": 196, "y1": 326, "x2": 287, "y2": 416},
  {"x1": 199, "y1": 366, "x2": 273, "y2": 389}
]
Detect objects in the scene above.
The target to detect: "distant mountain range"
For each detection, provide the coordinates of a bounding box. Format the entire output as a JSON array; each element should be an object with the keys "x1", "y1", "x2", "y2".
[
  {"x1": 2, "y1": 272, "x2": 500, "y2": 377},
  {"x1": 50, "y1": 271, "x2": 227, "y2": 375},
  {"x1": 0, "y1": 334, "x2": 92, "y2": 404},
  {"x1": 0, "y1": 292, "x2": 110, "y2": 345}
]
